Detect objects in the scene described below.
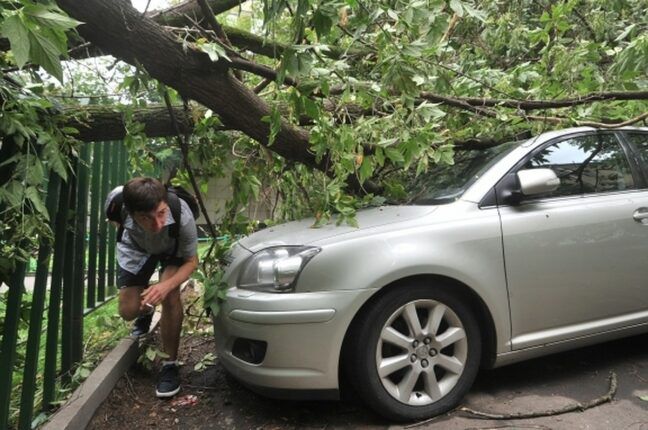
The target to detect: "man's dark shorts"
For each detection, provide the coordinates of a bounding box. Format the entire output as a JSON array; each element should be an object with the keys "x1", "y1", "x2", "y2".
[{"x1": 118, "y1": 254, "x2": 186, "y2": 288}]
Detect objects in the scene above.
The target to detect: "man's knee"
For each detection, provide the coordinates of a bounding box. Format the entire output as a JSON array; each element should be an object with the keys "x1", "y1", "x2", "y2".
[
  {"x1": 119, "y1": 301, "x2": 140, "y2": 321},
  {"x1": 119, "y1": 286, "x2": 143, "y2": 321}
]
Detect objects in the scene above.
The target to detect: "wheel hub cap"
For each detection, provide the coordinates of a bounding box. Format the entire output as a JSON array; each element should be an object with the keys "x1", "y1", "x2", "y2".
[
  {"x1": 376, "y1": 299, "x2": 468, "y2": 406},
  {"x1": 415, "y1": 345, "x2": 429, "y2": 359}
]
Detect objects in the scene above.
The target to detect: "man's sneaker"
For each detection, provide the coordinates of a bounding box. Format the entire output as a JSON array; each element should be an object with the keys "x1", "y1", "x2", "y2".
[
  {"x1": 131, "y1": 312, "x2": 153, "y2": 337},
  {"x1": 156, "y1": 363, "x2": 180, "y2": 398}
]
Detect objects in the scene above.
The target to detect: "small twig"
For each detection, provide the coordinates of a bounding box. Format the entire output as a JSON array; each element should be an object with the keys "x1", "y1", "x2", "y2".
[
  {"x1": 441, "y1": 13, "x2": 460, "y2": 43},
  {"x1": 140, "y1": 0, "x2": 152, "y2": 16},
  {"x1": 123, "y1": 373, "x2": 145, "y2": 404},
  {"x1": 627, "y1": 421, "x2": 648, "y2": 429},
  {"x1": 184, "y1": 294, "x2": 202, "y2": 316},
  {"x1": 162, "y1": 89, "x2": 218, "y2": 239},
  {"x1": 630, "y1": 365, "x2": 648, "y2": 384},
  {"x1": 404, "y1": 406, "x2": 462, "y2": 428},
  {"x1": 185, "y1": 384, "x2": 225, "y2": 392},
  {"x1": 189, "y1": 337, "x2": 213, "y2": 349},
  {"x1": 460, "y1": 372, "x2": 618, "y2": 420},
  {"x1": 253, "y1": 78, "x2": 273, "y2": 94},
  {"x1": 464, "y1": 425, "x2": 552, "y2": 430}
]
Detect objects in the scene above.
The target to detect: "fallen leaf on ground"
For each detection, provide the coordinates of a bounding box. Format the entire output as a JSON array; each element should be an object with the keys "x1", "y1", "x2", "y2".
[{"x1": 171, "y1": 394, "x2": 198, "y2": 407}]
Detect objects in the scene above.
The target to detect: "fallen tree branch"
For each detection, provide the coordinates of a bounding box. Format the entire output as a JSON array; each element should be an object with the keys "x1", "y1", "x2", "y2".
[
  {"x1": 421, "y1": 91, "x2": 648, "y2": 111},
  {"x1": 460, "y1": 372, "x2": 617, "y2": 420},
  {"x1": 229, "y1": 57, "x2": 298, "y2": 87},
  {"x1": 525, "y1": 111, "x2": 648, "y2": 128},
  {"x1": 146, "y1": 0, "x2": 246, "y2": 27}
]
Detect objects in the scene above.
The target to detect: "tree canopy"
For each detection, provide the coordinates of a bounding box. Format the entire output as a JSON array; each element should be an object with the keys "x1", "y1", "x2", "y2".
[{"x1": 1, "y1": 0, "x2": 647, "y2": 279}]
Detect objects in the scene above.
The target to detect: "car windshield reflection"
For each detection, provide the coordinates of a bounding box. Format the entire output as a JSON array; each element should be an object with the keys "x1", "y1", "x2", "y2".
[{"x1": 405, "y1": 141, "x2": 521, "y2": 205}]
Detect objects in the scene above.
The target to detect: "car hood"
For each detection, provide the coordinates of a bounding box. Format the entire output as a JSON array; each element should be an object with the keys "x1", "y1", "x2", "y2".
[{"x1": 238, "y1": 205, "x2": 437, "y2": 252}]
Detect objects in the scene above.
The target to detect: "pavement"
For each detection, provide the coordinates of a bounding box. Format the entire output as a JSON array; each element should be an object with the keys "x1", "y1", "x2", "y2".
[{"x1": 396, "y1": 333, "x2": 648, "y2": 430}]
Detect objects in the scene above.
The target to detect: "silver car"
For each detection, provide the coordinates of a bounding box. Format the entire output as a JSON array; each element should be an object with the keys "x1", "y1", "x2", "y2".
[{"x1": 213, "y1": 127, "x2": 648, "y2": 421}]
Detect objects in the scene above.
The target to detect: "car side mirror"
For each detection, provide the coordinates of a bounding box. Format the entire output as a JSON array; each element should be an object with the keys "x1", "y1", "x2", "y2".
[{"x1": 517, "y1": 168, "x2": 560, "y2": 196}]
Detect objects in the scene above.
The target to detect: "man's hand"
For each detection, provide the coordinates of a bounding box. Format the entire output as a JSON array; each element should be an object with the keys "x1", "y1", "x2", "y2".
[{"x1": 140, "y1": 281, "x2": 173, "y2": 311}]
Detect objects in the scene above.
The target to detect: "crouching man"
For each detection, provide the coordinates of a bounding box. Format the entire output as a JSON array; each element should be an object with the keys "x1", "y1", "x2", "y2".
[{"x1": 105, "y1": 177, "x2": 198, "y2": 398}]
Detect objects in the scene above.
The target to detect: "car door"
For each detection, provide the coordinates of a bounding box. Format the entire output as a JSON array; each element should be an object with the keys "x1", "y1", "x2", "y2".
[{"x1": 496, "y1": 131, "x2": 648, "y2": 350}]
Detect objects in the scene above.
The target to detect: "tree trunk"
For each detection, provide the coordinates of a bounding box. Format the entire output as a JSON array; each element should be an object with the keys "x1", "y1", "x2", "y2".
[
  {"x1": 64, "y1": 105, "x2": 195, "y2": 142},
  {"x1": 55, "y1": 0, "x2": 321, "y2": 170}
]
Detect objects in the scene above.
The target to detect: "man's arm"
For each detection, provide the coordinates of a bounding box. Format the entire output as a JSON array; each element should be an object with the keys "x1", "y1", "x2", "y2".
[{"x1": 140, "y1": 254, "x2": 198, "y2": 308}]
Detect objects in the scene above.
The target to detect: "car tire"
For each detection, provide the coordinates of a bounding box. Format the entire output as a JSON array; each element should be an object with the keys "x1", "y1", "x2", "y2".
[{"x1": 348, "y1": 282, "x2": 482, "y2": 422}]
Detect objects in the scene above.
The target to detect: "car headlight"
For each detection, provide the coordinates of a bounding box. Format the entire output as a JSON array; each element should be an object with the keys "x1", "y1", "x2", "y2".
[{"x1": 237, "y1": 246, "x2": 321, "y2": 293}]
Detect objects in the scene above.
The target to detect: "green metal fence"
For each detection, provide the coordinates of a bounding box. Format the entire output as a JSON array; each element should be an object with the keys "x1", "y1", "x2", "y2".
[{"x1": 0, "y1": 141, "x2": 129, "y2": 430}]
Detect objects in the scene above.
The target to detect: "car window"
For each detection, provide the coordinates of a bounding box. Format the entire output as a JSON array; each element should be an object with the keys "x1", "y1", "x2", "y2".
[
  {"x1": 624, "y1": 132, "x2": 648, "y2": 165},
  {"x1": 522, "y1": 134, "x2": 635, "y2": 199},
  {"x1": 405, "y1": 141, "x2": 521, "y2": 205}
]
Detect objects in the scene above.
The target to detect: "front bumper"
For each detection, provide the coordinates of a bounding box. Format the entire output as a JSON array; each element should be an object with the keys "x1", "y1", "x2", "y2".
[{"x1": 213, "y1": 287, "x2": 376, "y2": 397}]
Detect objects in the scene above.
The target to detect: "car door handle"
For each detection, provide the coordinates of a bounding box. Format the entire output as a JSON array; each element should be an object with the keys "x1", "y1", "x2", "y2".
[{"x1": 632, "y1": 207, "x2": 648, "y2": 224}]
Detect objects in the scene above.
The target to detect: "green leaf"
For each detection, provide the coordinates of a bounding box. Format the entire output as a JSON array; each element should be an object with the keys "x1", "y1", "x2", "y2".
[
  {"x1": 261, "y1": 107, "x2": 282, "y2": 146},
  {"x1": 312, "y1": 8, "x2": 334, "y2": 38},
  {"x1": 27, "y1": 159, "x2": 45, "y2": 185},
  {"x1": 26, "y1": 187, "x2": 49, "y2": 220},
  {"x1": 199, "y1": 42, "x2": 231, "y2": 62},
  {"x1": 385, "y1": 148, "x2": 405, "y2": 163},
  {"x1": 78, "y1": 367, "x2": 91, "y2": 379},
  {"x1": 43, "y1": 141, "x2": 68, "y2": 180},
  {"x1": 145, "y1": 348, "x2": 156, "y2": 361},
  {"x1": 358, "y1": 156, "x2": 373, "y2": 183},
  {"x1": 23, "y1": 5, "x2": 82, "y2": 30},
  {"x1": 320, "y1": 80, "x2": 330, "y2": 97},
  {"x1": 449, "y1": 0, "x2": 464, "y2": 17},
  {"x1": 639, "y1": 395, "x2": 648, "y2": 402},
  {"x1": 462, "y1": 3, "x2": 486, "y2": 22},
  {"x1": 304, "y1": 98, "x2": 320, "y2": 120},
  {"x1": 283, "y1": 49, "x2": 299, "y2": 76},
  {"x1": 1, "y1": 15, "x2": 30, "y2": 67},
  {"x1": 5, "y1": 181, "x2": 24, "y2": 208},
  {"x1": 28, "y1": 30, "x2": 63, "y2": 81},
  {"x1": 614, "y1": 24, "x2": 636, "y2": 42}
]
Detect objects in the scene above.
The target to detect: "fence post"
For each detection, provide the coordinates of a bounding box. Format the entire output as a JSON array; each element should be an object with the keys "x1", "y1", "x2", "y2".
[
  {"x1": 0, "y1": 260, "x2": 27, "y2": 430},
  {"x1": 72, "y1": 144, "x2": 90, "y2": 366},
  {"x1": 43, "y1": 175, "x2": 72, "y2": 408},
  {"x1": 107, "y1": 142, "x2": 119, "y2": 291},
  {"x1": 61, "y1": 170, "x2": 78, "y2": 386},
  {"x1": 17, "y1": 174, "x2": 61, "y2": 430},
  {"x1": 97, "y1": 142, "x2": 111, "y2": 301},
  {"x1": 86, "y1": 144, "x2": 102, "y2": 309}
]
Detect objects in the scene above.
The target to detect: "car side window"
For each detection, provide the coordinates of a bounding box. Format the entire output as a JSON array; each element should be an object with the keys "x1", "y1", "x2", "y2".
[
  {"x1": 522, "y1": 134, "x2": 635, "y2": 199},
  {"x1": 624, "y1": 132, "x2": 648, "y2": 166}
]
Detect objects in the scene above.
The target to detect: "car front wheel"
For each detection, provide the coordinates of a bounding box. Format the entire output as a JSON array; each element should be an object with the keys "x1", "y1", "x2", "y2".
[{"x1": 348, "y1": 283, "x2": 482, "y2": 422}]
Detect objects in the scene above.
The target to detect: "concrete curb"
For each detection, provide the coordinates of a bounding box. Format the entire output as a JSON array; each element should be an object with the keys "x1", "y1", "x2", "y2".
[{"x1": 42, "y1": 312, "x2": 162, "y2": 430}]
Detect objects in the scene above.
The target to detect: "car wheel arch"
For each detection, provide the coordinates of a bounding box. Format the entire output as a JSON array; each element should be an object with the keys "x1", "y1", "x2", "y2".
[{"x1": 338, "y1": 274, "x2": 497, "y2": 394}]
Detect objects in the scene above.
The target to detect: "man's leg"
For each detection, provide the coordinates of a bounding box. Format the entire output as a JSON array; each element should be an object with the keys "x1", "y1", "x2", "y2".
[
  {"x1": 118, "y1": 286, "x2": 144, "y2": 321},
  {"x1": 117, "y1": 258, "x2": 157, "y2": 335},
  {"x1": 159, "y1": 265, "x2": 183, "y2": 361},
  {"x1": 155, "y1": 265, "x2": 183, "y2": 398}
]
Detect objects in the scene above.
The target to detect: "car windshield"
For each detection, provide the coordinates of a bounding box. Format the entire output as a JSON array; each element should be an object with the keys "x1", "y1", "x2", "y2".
[{"x1": 406, "y1": 141, "x2": 521, "y2": 205}]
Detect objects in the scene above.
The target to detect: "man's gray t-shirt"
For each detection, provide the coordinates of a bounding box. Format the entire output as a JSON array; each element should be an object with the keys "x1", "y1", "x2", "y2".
[{"x1": 105, "y1": 186, "x2": 198, "y2": 275}]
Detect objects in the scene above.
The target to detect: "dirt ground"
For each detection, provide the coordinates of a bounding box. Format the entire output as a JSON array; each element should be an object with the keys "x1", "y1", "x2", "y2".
[
  {"x1": 87, "y1": 328, "x2": 383, "y2": 430},
  {"x1": 87, "y1": 296, "x2": 648, "y2": 430}
]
